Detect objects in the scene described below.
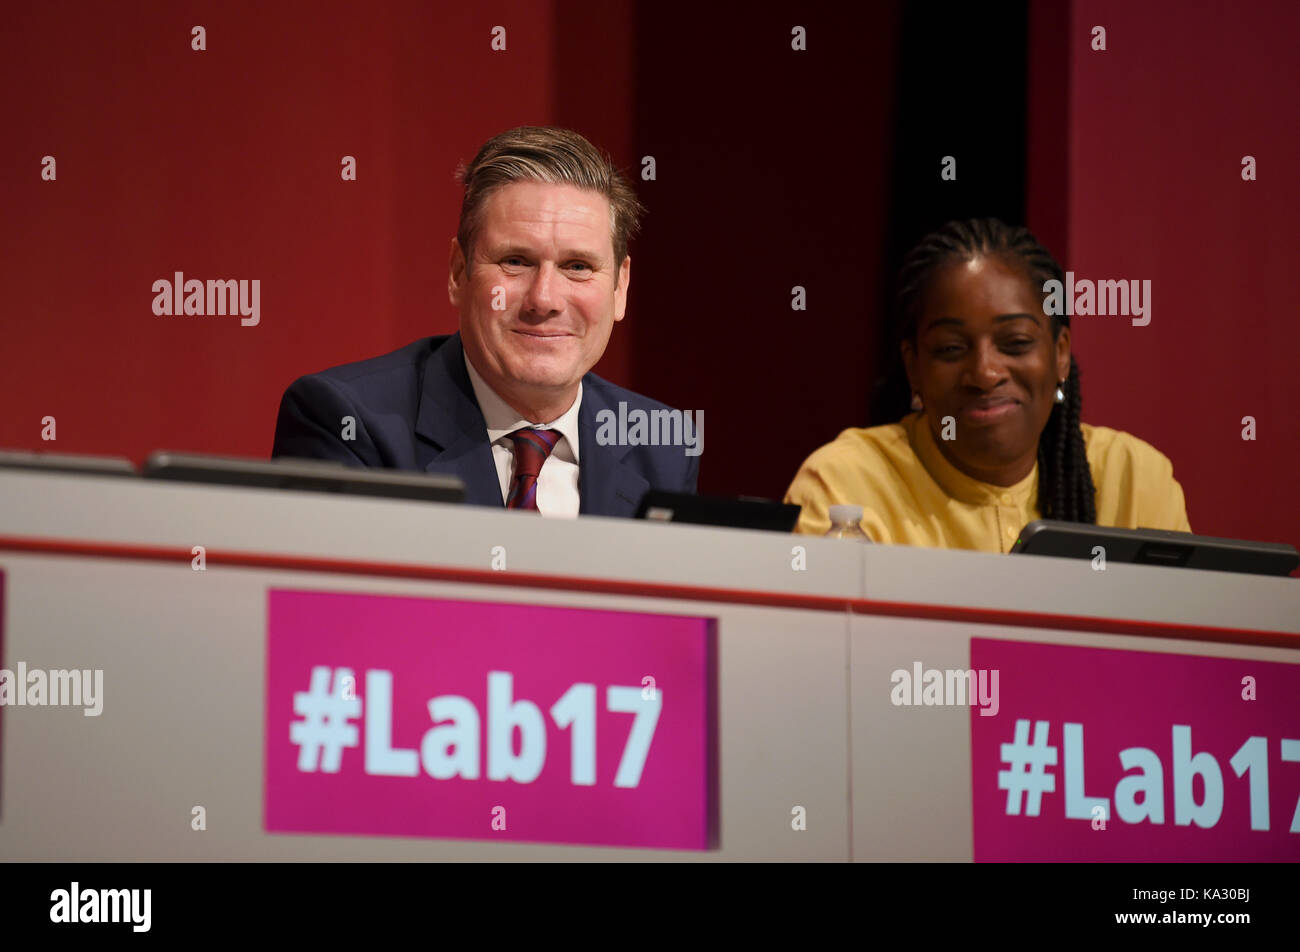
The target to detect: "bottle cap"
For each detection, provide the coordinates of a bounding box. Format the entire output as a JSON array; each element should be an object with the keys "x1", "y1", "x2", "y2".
[{"x1": 828, "y1": 504, "x2": 864, "y2": 524}]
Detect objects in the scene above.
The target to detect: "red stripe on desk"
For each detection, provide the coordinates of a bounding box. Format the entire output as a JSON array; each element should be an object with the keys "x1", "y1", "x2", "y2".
[{"x1": 0, "y1": 535, "x2": 1296, "y2": 649}]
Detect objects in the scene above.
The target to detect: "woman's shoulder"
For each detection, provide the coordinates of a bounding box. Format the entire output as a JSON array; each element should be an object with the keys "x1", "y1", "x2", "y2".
[
  {"x1": 1080, "y1": 422, "x2": 1178, "y2": 479},
  {"x1": 798, "y1": 420, "x2": 915, "y2": 473},
  {"x1": 1079, "y1": 422, "x2": 1191, "y2": 531}
]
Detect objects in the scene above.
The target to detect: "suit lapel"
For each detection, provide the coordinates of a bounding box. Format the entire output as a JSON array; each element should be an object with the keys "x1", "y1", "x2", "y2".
[
  {"x1": 414, "y1": 337, "x2": 648, "y2": 516},
  {"x1": 578, "y1": 385, "x2": 649, "y2": 518},
  {"x1": 414, "y1": 334, "x2": 504, "y2": 507}
]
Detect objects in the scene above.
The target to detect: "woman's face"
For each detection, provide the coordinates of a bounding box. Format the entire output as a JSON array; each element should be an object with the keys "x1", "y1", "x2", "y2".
[{"x1": 901, "y1": 254, "x2": 1071, "y2": 486}]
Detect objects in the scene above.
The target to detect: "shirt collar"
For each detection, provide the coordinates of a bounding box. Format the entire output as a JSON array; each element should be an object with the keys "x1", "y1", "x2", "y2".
[
  {"x1": 462, "y1": 350, "x2": 582, "y2": 463},
  {"x1": 905, "y1": 410, "x2": 1037, "y2": 507}
]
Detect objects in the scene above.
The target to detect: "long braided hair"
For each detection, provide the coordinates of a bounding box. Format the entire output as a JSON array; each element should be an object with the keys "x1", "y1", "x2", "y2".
[{"x1": 886, "y1": 218, "x2": 1097, "y2": 523}]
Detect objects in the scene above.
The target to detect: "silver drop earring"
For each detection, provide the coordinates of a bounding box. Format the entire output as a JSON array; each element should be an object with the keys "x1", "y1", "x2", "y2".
[
  {"x1": 1054, "y1": 380, "x2": 1066, "y2": 404},
  {"x1": 911, "y1": 392, "x2": 924, "y2": 412}
]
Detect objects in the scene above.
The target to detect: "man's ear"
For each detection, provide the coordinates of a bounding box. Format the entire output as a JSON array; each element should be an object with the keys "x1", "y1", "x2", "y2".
[
  {"x1": 1055, "y1": 325, "x2": 1072, "y2": 383},
  {"x1": 448, "y1": 237, "x2": 467, "y2": 309},
  {"x1": 613, "y1": 254, "x2": 631, "y2": 322}
]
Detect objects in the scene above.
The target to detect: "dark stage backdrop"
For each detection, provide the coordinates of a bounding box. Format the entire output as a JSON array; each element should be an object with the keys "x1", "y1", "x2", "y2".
[{"x1": 2, "y1": 1, "x2": 1296, "y2": 551}]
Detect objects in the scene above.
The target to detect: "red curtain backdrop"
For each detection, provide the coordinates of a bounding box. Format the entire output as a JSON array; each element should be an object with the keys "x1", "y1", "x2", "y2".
[
  {"x1": 1029, "y1": 0, "x2": 1299, "y2": 549},
  {"x1": 1, "y1": 1, "x2": 564, "y2": 460}
]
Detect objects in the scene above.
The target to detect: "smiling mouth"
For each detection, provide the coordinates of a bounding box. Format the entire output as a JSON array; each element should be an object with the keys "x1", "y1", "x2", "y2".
[
  {"x1": 961, "y1": 399, "x2": 1019, "y2": 424},
  {"x1": 512, "y1": 330, "x2": 572, "y2": 340}
]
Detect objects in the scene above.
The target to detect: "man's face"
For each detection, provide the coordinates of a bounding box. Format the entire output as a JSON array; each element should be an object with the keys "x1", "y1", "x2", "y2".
[
  {"x1": 901, "y1": 254, "x2": 1071, "y2": 485},
  {"x1": 449, "y1": 181, "x2": 630, "y2": 418}
]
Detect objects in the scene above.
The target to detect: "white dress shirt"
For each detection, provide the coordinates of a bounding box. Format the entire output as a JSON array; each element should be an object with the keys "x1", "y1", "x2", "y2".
[{"x1": 463, "y1": 353, "x2": 582, "y2": 517}]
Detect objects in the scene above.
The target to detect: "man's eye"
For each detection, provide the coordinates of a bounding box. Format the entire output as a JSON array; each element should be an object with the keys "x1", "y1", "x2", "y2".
[
  {"x1": 935, "y1": 345, "x2": 963, "y2": 356},
  {"x1": 566, "y1": 261, "x2": 592, "y2": 273},
  {"x1": 502, "y1": 257, "x2": 527, "y2": 267}
]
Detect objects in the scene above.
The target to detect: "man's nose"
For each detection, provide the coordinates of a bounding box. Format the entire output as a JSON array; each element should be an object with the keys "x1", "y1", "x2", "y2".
[{"x1": 522, "y1": 263, "x2": 562, "y2": 317}]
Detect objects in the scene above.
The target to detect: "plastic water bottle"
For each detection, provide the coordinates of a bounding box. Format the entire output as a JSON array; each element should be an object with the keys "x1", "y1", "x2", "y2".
[{"x1": 825, "y1": 504, "x2": 871, "y2": 541}]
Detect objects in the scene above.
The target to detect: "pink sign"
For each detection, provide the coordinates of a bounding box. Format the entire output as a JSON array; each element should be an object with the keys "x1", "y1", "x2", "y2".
[
  {"x1": 265, "y1": 590, "x2": 715, "y2": 849},
  {"x1": 971, "y1": 638, "x2": 1300, "y2": 861}
]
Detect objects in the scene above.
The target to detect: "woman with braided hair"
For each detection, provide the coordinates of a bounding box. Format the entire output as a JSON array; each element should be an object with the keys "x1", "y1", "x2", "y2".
[{"x1": 784, "y1": 218, "x2": 1191, "y2": 550}]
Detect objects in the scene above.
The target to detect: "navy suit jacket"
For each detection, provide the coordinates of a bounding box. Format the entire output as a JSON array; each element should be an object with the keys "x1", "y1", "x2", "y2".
[{"x1": 271, "y1": 334, "x2": 699, "y2": 518}]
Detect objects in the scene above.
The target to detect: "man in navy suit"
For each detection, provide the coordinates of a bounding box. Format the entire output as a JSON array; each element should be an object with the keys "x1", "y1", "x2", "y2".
[{"x1": 272, "y1": 126, "x2": 699, "y2": 518}]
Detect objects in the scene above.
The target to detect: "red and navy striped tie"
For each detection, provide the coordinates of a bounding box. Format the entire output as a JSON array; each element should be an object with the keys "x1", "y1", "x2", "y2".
[{"x1": 506, "y1": 428, "x2": 560, "y2": 511}]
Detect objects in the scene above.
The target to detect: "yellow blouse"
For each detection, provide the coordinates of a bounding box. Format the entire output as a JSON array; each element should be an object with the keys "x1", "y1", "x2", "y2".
[{"x1": 784, "y1": 411, "x2": 1192, "y2": 552}]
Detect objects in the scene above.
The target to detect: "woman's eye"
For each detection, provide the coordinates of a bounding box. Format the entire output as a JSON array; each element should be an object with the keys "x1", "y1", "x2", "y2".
[
  {"x1": 1004, "y1": 338, "x2": 1035, "y2": 351},
  {"x1": 935, "y1": 345, "x2": 962, "y2": 356}
]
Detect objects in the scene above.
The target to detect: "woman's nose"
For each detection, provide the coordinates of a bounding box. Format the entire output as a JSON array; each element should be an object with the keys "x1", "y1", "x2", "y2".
[{"x1": 965, "y1": 341, "x2": 1007, "y2": 388}]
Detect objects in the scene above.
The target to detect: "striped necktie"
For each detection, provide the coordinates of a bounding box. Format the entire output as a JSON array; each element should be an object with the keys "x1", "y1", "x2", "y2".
[{"x1": 506, "y1": 428, "x2": 560, "y2": 511}]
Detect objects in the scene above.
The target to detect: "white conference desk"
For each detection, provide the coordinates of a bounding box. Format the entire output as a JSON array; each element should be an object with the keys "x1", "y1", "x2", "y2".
[{"x1": 0, "y1": 469, "x2": 1296, "y2": 861}]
